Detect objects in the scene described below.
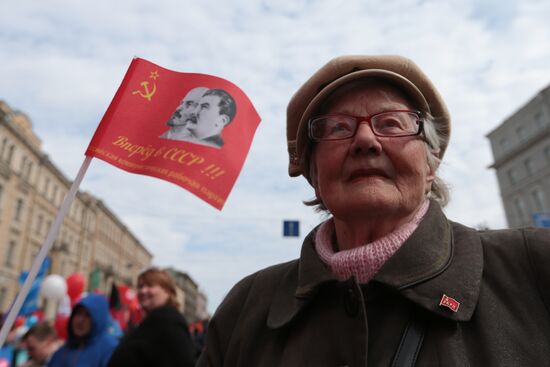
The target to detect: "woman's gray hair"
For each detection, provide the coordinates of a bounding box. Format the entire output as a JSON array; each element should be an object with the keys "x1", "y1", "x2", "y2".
[
  {"x1": 304, "y1": 112, "x2": 450, "y2": 212},
  {"x1": 422, "y1": 112, "x2": 450, "y2": 206}
]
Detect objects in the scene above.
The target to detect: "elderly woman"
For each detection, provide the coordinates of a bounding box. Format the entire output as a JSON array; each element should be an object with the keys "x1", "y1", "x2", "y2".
[
  {"x1": 107, "y1": 268, "x2": 196, "y2": 367},
  {"x1": 198, "y1": 56, "x2": 550, "y2": 366}
]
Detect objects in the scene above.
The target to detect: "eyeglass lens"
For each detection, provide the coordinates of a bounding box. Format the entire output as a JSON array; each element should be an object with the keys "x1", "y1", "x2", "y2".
[{"x1": 310, "y1": 111, "x2": 420, "y2": 140}]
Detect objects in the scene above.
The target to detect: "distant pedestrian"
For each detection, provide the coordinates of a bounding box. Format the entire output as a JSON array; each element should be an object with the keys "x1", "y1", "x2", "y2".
[
  {"x1": 47, "y1": 294, "x2": 118, "y2": 367},
  {"x1": 107, "y1": 268, "x2": 195, "y2": 367},
  {"x1": 21, "y1": 321, "x2": 62, "y2": 367}
]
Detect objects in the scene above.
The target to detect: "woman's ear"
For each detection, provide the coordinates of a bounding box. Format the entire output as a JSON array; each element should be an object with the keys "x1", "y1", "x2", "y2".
[
  {"x1": 309, "y1": 150, "x2": 318, "y2": 189},
  {"x1": 425, "y1": 161, "x2": 436, "y2": 194}
]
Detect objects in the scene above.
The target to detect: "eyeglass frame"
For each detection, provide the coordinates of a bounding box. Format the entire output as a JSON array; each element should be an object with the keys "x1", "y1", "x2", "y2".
[{"x1": 308, "y1": 109, "x2": 425, "y2": 142}]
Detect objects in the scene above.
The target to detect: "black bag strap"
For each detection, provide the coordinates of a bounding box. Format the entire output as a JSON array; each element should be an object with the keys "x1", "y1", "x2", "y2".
[{"x1": 391, "y1": 311, "x2": 427, "y2": 367}]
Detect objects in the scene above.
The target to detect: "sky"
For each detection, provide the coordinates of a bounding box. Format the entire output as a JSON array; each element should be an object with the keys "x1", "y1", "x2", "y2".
[{"x1": 1, "y1": 0, "x2": 550, "y2": 314}]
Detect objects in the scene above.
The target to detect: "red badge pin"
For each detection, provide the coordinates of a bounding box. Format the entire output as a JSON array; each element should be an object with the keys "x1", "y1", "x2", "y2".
[{"x1": 439, "y1": 294, "x2": 460, "y2": 312}]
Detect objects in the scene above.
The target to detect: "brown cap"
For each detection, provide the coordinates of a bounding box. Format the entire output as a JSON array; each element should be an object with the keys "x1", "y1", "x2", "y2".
[{"x1": 287, "y1": 55, "x2": 450, "y2": 180}]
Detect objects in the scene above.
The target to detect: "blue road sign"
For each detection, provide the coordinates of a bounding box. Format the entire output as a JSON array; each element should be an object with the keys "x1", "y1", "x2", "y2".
[
  {"x1": 283, "y1": 220, "x2": 300, "y2": 237},
  {"x1": 533, "y1": 213, "x2": 550, "y2": 228}
]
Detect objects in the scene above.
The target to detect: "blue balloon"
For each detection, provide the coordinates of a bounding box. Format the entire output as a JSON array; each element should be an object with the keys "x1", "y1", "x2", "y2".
[{"x1": 26, "y1": 315, "x2": 38, "y2": 328}]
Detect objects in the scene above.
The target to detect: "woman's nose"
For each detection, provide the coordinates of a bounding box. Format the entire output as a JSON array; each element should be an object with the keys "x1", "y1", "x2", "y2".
[{"x1": 350, "y1": 122, "x2": 382, "y2": 156}]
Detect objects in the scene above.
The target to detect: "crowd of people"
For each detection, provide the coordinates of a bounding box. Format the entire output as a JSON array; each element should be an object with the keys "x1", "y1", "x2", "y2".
[{"x1": 0, "y1": 268, "x2": 205, "y2": 367}]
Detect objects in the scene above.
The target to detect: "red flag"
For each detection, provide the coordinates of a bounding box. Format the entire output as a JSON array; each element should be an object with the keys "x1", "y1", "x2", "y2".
[
  {"x1": 439, "y1": 294, "x2": 460, "y2": 312},
  {"x1": 86, "y1": 58, "x2": 261, "y2": 209}
]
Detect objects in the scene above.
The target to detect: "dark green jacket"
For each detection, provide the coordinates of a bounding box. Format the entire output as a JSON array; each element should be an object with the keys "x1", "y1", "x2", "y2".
[{"x1": 199, "y1": 202, "x2": 550, "y2": 366}]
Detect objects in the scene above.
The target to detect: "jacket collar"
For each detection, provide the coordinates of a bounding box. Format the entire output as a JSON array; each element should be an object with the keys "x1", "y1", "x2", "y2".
[
  {"x1": 374, "y1": 201, "x2": 483, "y2": 321},
  {"x1": 267, "y1": 201, "x2": 483, "y2": 328}
]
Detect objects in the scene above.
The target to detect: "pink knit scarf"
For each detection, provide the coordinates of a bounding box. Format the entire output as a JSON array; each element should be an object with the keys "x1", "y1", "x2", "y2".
[{"x1": 314, "y1": 200, "x2": 429, "y2": 283}]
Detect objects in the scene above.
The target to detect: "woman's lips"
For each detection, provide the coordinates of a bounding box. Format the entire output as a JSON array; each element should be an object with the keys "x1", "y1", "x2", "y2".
[{"x1": 348, "y1": 168, "x2": 389, "y2": 182}]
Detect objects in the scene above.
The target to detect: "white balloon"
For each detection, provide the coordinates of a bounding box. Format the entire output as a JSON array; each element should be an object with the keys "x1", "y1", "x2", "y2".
[{"x1": 40, "y1": 274, "x2": 67, "y2": 300}]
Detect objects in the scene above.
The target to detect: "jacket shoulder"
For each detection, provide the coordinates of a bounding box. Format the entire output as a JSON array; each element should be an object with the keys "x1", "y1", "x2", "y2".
[
  {"x1": 145, "y1": 305, "x2": 188, "y2": 325},
  {"x1": 455, "y1": 224, "x2": 550, "y2": 316},
  {"x1": 519, "y1": 228, "x2": 550, "y2": 315},
  {"x1": 470, "y1": 225, "x2": 550, "y2": 255},
  {"x1": 216, "y1": 259, "x2": 298, "y2": 319},
  {"x1": 199, "y1": 259, "x2": 298, "y2": 366},
  {"x1": 451, "y1": 221, "x2": 550, "y2": 253}
]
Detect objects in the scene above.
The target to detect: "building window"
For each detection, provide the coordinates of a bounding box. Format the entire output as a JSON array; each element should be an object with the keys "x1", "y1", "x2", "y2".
[
  {"x1": 26, "y1": 162, "x2": 33, "y2": 180},
  {"x1": 43, "y1": 177, "x2": 50, "y2": 196},
  {"x1": 7, "y1": 145, "x2": 15, "y2": 166},
  {"x1": 0, "y1": 287, "x2": 6, "y2": 311},
  {"x1": 35, "y1": 213, "x2": 44, "y2": 234},
  {"x1": 0, "y1": 138, "x2": 7, "y2": 159},
  {"x1": 20, "y1": 156, "x2": 27, "y2": 175},
  {"x1": 507, "y1": 168, "x2": 518, "y2": 185},
  {"x1": 514, "y1": 198, "x2": 526, "y2": 223},
  {"x1": 5, "y1": 240, "x2": 17, "y2": 267},
  {"x1": 52, "y1": 185, "x2": 58, "y2": 203},
  {"x1": 534, "y1": 112, "x2": 545, "y2": 128},
  {"x1": 516, "y1": 127, "x2": 527, "y2": 141},
  {"x1": 499, "y1": 138, "x2": 508, "y2": 150},
  {"x1": 13, "y1": 198, "x2": 24, "y2": 221},
  {"x1": 532, "y1": 189, "x2": 546, "y2": 212},
  {"x1": 524, "y1": 158, "x2": 534, "y2": 176}
]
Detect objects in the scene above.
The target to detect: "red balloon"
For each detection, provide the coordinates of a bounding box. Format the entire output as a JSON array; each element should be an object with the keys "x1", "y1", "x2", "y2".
[
  {"x1": 54, "y1": 314, "x2": 69, "y2": 340},
  {"x1": 118, "y1": 285, "x2": 137, "y2": 305},
  {"x1": 14, "y1": 316, "x2": 25, "y2": 328},
  {"x1": 66, "y1": 273, "x2": 86, "y2": 301},
  {"x1": 32, "y1": 309, "x2": 44, "y2": 321}
]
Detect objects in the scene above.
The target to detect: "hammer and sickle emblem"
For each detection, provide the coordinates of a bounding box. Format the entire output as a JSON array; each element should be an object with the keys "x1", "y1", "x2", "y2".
[{"x1": 132, "y1": 81, "x2": 157, "y2": 101}]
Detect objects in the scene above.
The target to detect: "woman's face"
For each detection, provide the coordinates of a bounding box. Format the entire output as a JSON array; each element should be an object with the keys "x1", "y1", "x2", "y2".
[
  {"x1": 137, "y1": 280, "x2": 170, "y2": 313},
  {"x1": 312, "y1": 81, "x2": 435, "y2": 223}
]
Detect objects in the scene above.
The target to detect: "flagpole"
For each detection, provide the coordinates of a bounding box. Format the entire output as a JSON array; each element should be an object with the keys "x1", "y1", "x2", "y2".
[{"x1": 0, "y1": 156, "x2": 93, "y2": 348}]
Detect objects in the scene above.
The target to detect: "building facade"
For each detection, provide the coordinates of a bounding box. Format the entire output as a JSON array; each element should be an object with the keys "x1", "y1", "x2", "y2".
[
  {"x1": 166, "y1": 267, "x2": 201, "y2": 323},
  {"x1": 487, "y1": 85, "x2": 550, "y2": 228},
  {"x1": 0, "y1": 100, "x2": 153, "y2": 313},
  {"x1": 195, "y1": 291, "x2": 209, "y2": 321}
]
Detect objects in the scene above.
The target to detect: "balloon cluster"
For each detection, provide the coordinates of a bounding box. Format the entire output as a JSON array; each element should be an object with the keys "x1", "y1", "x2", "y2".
[
  {"x1": 38, "y1": 272, "x2": 86, "y2": 340},
  {"x1": 40, "y1": 272, "x2": 86, "y2": 304}
]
